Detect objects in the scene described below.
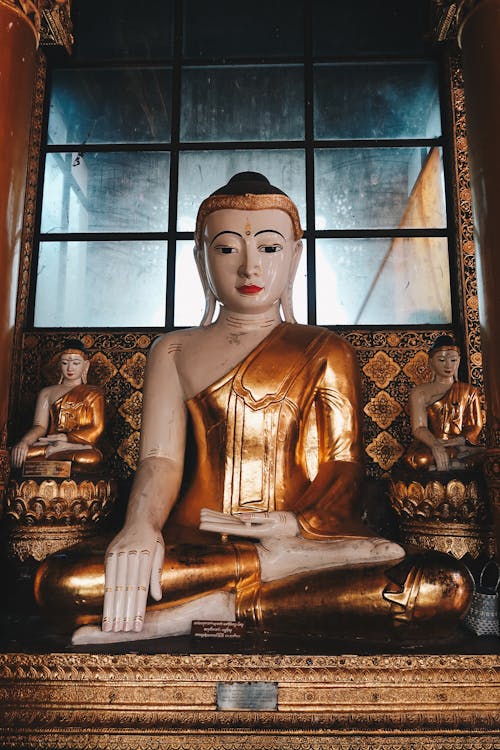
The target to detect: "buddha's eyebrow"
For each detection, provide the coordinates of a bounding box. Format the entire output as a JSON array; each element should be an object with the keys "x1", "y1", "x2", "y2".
[
  {"x1": 254, "y1": 229, "x2": 285, "y2": 239},
  {"x1": 209, "y1": 231, "x2": 242, "y2": 246}
]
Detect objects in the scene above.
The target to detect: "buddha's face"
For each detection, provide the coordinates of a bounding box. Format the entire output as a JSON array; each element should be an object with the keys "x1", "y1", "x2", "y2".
[
  {"x1": 430, "y1": 348, "x2": 460, "y2": 381},
  {"x1": 201, "y1": 208, "x2": 301, "y2": 315},
  {"x1": 60, "y1": 353, "x2": 88, "y2": 384}
]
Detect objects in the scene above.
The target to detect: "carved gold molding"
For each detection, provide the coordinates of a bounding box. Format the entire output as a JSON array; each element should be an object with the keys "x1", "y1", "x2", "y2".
[
  {"x1": 432, "y1": 0, "x2": 481, "y2": 43},
  {"x1": 0, "y1": 653, "x2": 499, "y2": 748},
  {"x1": 9, "y1": 53, "x2": 46, "y2": 428}
]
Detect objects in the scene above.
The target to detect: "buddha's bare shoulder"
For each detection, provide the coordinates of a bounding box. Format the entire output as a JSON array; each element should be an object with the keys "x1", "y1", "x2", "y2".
[{"x1": 148, "y1": 326, "x2": 205, "y2": 358}]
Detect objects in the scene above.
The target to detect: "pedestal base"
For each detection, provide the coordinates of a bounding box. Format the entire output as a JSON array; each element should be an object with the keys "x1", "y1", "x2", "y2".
[
  {"x1": 3, "y1": 476, "x2": 117, "y2": 561},
  {"x1": 0, "y1": 652, "x2": 499, "y2": 749},
  {"x1": 389, "y1": 471, "x2": 495, "y2": 558}
]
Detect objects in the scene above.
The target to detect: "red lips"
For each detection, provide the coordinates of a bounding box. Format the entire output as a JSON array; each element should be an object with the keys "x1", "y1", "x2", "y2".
[{"x1": 238, "y1": 285, "x2": 263, "y2": 295}]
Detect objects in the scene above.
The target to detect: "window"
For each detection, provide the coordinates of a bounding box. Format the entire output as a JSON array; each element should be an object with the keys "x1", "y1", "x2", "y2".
[{"x1": 33, "y1": 0, "x2": 451, "y2": 329}]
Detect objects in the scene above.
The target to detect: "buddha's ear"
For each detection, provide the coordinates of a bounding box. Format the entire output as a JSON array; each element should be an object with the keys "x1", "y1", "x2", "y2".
[
  {"x1": 280, "y1": 240, "x2": 303, "y2": 324},
  {"x1": 194, "y1": 244, "x2": 216, "y2": 327},
  {"x1": 290, "y1": 239, "x2": 303, "y2": 284},
  {"x1": 82, "y1": 359, "x2": 90, "y2": 385}
]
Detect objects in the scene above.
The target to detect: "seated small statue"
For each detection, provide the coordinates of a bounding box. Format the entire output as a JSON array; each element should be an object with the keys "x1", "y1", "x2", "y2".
[
  {"x1": 34, "y1": 174, "x2": 472, "y2": 644},
  {"x1": 11, "y1": 339, "x2": 104, "y2": 471},
  {"x1": 405, "y1": 336, "x2": 484, "y2": 471}
]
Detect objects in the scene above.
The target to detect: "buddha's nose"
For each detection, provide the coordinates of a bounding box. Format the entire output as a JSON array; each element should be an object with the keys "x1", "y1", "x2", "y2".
[{"x1": 239, "y1": 242, "x2": 261, "y2": 277}]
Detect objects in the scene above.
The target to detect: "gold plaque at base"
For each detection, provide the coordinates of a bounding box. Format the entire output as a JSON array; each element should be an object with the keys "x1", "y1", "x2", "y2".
[{"x1": 22, "y1": 460, "x2": 72, "y2": 478}]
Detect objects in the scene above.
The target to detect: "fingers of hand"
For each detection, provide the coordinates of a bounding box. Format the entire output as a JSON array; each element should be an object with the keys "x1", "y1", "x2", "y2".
[
  {"x1": 103, "y1": 549, "x2": 152, "y2": 633},
  {"x1": 149, "y1": 539, "x2": 164, "y2": 602},
  {"x1": 123, "y1": 550, "x2": 140, "y2": 632},
  {"x1": 111, "y1": 551, "x2": 128, "y2": 631},
  {"x1": 134, "y1": 550, "x2": 153, "y2": 632},
  {"x1": 102, "y1": 552, "x2": 118, "y2": 632}
]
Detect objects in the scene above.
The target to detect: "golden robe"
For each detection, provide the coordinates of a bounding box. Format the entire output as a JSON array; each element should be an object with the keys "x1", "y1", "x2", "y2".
[
  {"x1": 166, "y1": 322, "x2": 368, "y2": 542},
  {"x1": 405, "y1": 381, "x2": 482, "y2": 470},
  {"x1": 26, "y1": 384, "x2": 104, "y2": 466}
]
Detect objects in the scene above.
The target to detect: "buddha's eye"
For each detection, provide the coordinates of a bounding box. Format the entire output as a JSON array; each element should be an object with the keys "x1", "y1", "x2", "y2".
[
  {"x1": 259, "y1": 245, "x2": 282, "y2": 253},
  {"x1": 216, "y1": 246, "x2": 237, "y2": 255}
]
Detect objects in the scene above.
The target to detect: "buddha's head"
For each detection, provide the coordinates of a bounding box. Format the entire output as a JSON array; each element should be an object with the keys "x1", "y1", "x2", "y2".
[
  {"x1": 194, "y1": 172, "x2": 303, "y2": 325},
  {"x1": 428, "y1": 335, "x2": 461, "y2": 382},
  {"x1": 58, "y1": 339, "x2": 90, "y2": 385}
]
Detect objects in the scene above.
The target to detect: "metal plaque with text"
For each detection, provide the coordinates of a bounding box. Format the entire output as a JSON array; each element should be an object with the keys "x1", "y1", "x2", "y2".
[
  {"x1": 216, "y1": 681, "x2": 278, "y2": 711},
  {"x1": 22, "y1": 460, "x2": 72, "y2": 478}
]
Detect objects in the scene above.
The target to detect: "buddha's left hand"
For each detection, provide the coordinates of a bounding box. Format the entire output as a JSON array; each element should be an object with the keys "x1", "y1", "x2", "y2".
[
  {"x1": 199, "y1": 509, "x2": 300, "y2": 539},
  {"x1": 38, "y1": 433, "x2": 68, "y2": 444}
]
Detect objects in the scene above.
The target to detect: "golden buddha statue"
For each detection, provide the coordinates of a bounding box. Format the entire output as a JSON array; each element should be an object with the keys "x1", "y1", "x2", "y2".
[
  {"x1": 405, "y1": 336, "x2": 484, "y2": 471},
  {"x1": 35, "y1": 174, "x2": 472, "y2": 643},
  {"x1": 11, "y1": 340, "x2": 104, "y2": 470}
]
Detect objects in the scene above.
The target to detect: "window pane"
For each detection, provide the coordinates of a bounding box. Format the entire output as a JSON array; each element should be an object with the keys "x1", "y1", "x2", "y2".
[
  {"x1": 73, "y1": 0, "x2": 173, "y2": 61},
  {"x1": 315, "y1": 62, "x2": 440, "y2": 140},
  {"x1": 174, "y1": 240, "x2": 206, "y2": 327},
  {"x1": 315, "y1": 147, "x2": 446, "y2": 230},
  {"x1": 313, "y1": 0, "x2": 430, "y2": 57},
  {"x1": 177, "y1": 150, "x2": 306, "y2": 230},
  {"x1": 34, "y1": 241, "x2": 167, "y2": 327},
  {"x1": 181, "y1": 66, "x2": 304, "y2": 142},
  {"x1": 316, "y1": 237, "x2": 452, "y2": 325},
  {"x1": 184, "y1": 0, "x2": 304, "y2": 57},
  {"x1": 48, "y1": 68, "x2": 172, "y2": 145},
  {"x1": 174, "y1": 239, "x2": 308, "y2": 326},
  {"x1": 41, "y1": 152, "x2": 170, "y2": 233}
]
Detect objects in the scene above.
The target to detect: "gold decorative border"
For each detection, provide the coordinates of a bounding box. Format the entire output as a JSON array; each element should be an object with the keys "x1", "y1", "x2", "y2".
[
  {"x1": 449, "y1": 55, "x2": 484, "y2": 389},
  {"x1": 9, "y1": 52, "x2": 46, "y2": 425},
  {"x1": 0, "y1": 653, "x2": 499, "y2": 748}
]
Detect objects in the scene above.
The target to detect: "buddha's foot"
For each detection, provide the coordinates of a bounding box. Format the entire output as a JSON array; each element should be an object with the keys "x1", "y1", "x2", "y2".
[
  {"x1": 72, "y1": 590, "x2": 235, "y2": 645},
  {"x1": 72, "y1": 625, "x2": 143, "y2": 645}
]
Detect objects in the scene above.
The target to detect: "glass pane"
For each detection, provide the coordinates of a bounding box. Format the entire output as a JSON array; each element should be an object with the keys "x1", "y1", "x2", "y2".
[
  {"x1": 181, "y1": 66, "x2": 304, "y2": 142},
  {"x1": 184, "y1": 0, "x2": 303, "y2": 57},
  {"x1": 34, "y1": 241, "x2": 167, "y2": 327},
  {"x1": 313, "y1": 0, "x2": 429, "y2": 57},
  {"x1": 315, "y1": 62, "x2": 440, "y2": 140},
  {"x1": 174, "y1": 240, "x2": 207, "y2": 327},
  {"x1": 174, "y1": 239, "x2": 308, "y2": 326},
  {"x1": 315, "y1": 147, "x2": 446, "y2": 230},
  {"x1": 48, "y1": 68, "x2": 172, "y2": 145},
  {"x1": 316, "y1": 238, "x2": 452, "y2": 325},
  {"x1": 73, "y1": 0, "x2": 173, "y2": 61},
  {"x1": 177, "y1": 150, "x2": 306, "y2": 230},
  {"x1": 41, "y1": 152, "x2": 170, "y2": 233},
  {"x1": 292, "y1": 243, "x2": 308, "y2": 324}
]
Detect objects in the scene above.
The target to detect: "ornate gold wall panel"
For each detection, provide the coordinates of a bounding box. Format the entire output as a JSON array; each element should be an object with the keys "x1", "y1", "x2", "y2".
[{"x1": 0, "y1": 653, "x2": 499, "y2": 749}]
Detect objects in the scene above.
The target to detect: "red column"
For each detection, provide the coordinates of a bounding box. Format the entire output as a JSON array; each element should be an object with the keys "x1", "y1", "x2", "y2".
[
  {"x1": 0, "y1": 2, "x2": 37, "y2": 495},
  {"x1": 461, "y1": 0, "x2": 500, "y2": 553}
]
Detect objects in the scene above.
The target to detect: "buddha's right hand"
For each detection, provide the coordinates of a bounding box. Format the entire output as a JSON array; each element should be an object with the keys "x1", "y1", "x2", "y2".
[
  {"x1": 11, "y1": 440, "x2": 29, "y2": 468},
  {"x1": 102, "y1": 523, "x2": 165, "y2": 633},
  {"x1": 431, "y1": 442, "x2": 450, "y2": 471}
]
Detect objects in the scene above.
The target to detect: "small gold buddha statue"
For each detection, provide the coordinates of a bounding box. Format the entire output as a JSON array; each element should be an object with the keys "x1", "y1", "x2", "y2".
[
  {"x1": 34, "y1": 174, "x2": 473, "y2": 644},
  {"x1": 405, "y1": 336, "x2": 484, "y2": 471},
  {"x1": 11, "y1": 339, "x2": 104, "y2": 471}
]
